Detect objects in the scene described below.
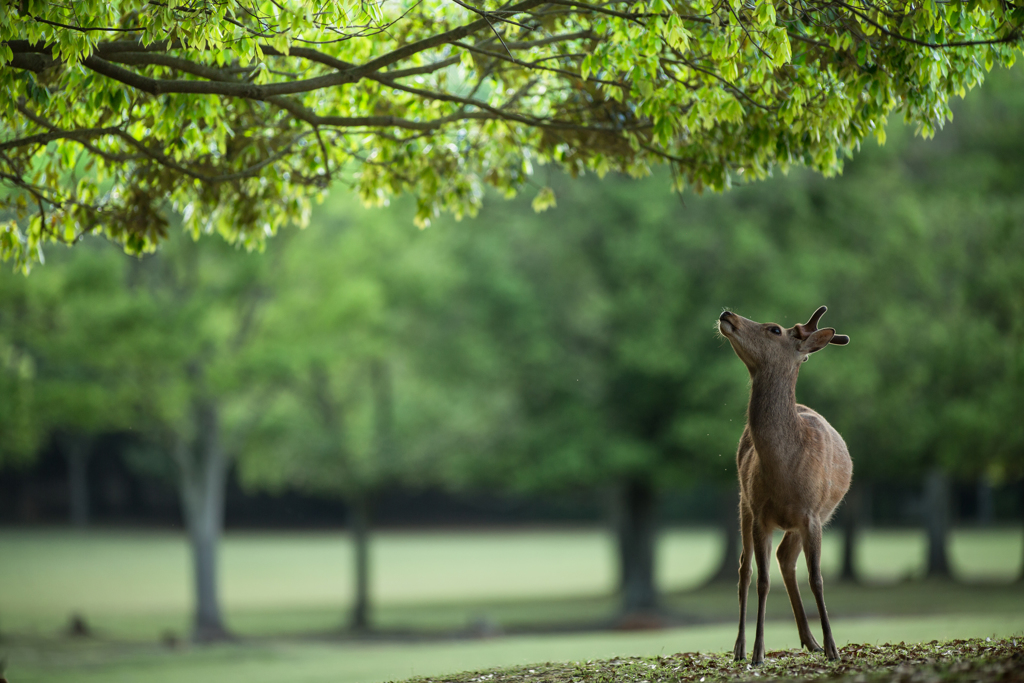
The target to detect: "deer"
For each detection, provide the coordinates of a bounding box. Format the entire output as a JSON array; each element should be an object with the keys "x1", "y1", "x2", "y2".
[{"x1": 716, "y1": 306, "x2": 852, "y2": 666}]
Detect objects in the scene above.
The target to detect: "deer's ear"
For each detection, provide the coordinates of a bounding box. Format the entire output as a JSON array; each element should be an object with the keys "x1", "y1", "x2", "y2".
[
  {"x1": 799, "y1": 328, "x2": 835, "y2": 354},
  {"x1": 830, "y1": 334, "x2": 850, "y2": 345}
]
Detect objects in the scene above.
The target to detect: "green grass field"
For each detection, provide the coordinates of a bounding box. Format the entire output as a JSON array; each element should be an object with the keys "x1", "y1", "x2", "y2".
[{"x1": 0, "y1": 527, "x2": 1022, "y2": 683}]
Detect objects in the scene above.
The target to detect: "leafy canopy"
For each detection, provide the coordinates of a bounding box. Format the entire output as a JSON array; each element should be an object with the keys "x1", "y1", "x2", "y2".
[{"x1": 2, "y1": 0, "x2": 1022, "y2": 268}]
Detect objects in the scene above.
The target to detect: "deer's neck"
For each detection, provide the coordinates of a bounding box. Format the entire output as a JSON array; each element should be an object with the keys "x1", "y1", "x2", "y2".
[{"x1": 747, "y1": 364, "x2": 802, "y2": 457}]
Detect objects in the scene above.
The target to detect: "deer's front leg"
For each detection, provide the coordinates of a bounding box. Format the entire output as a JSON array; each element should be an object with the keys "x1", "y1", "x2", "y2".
[
  {"x1": 733, "y1": 503, "x2": 754, "y2": 661},
  {"x1": 750, "y1": 519, "x2": 773, "y2": 666},
  {"x1": 803, "y1": 518, "x2": 839, "y2": 661}
]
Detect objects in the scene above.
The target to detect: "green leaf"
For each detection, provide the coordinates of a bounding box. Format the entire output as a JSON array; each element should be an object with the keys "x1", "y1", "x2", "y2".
[{"x1": 531, "y1": 187, "x2": 557, "y2": 212}]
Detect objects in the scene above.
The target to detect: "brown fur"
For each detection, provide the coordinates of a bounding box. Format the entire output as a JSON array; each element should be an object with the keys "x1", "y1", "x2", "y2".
[{"x1": 717, "y1": 306, "x2": 852, "y2": 665}]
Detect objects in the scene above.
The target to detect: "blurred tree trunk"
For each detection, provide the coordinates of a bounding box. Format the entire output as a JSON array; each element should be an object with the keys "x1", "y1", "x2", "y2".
[
  {"x1": 62, "y1": 434, "x2": 91, "y2": 528},
  {"x1": 346, "y1": 359, "x2": 393, "y2": 632},
  {"x1": 975, "y1": 475, "x2": 994, "y2": 526},
  {"x1": 176, "y1": 397, "x2": 230, "y2": 642},
  {"x1": 924, "y1": 467, "x2": 952, "y2": 579},
  {"x1": 839, "y1": 481, "x2": 869, "y2": 582},
  {"x1": 616, "y1": 478, "x2": 658, "y2": 617},
  {"x1": 706, "y1": 487, "x2": 740, "y2": 584},
  {"x1": 1018, "y1": 479, "x2": 1024, "y2": 584},
  {"x1": 349, "y1": 495, "x2": 371, "y2": 631}
]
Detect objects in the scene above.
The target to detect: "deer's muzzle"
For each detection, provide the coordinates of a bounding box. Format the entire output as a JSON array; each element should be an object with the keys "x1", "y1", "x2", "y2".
[{"x1": 719, "y1": 310, "x2": 738, "y2": 334}]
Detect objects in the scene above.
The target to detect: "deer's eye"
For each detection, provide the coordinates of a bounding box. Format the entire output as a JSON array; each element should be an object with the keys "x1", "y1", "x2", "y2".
[{"x1": 769, "y1": 326, "x2": 782, "y2": 335}]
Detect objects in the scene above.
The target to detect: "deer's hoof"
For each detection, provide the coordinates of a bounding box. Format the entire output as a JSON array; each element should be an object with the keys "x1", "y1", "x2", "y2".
[
  {"x1": 825, "y1": 643, "x2": 840, "y2": 661},
  {"x1": 733, "y1": 639, "x2": 746, "y2": 662}
]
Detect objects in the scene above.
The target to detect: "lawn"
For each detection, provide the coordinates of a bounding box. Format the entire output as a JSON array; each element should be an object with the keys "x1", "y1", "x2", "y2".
[
  {"x1": 2, "y1": 527, "x2": 1021, "y2": 636},
  {"x1": 0, "y1": 526, "x2": 1021, "y2": 683}
]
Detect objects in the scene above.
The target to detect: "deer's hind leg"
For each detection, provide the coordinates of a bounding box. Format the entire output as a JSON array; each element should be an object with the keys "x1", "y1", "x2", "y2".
[
  {"x1": 803, "y1": 518, "x2": 839, "y2": 661},
  {"x1": 777, "y1": 530, "x2": 822, "y2": 653},
  {"x1": 732, "y1": 501, "x2": 754, "y2": 661}
]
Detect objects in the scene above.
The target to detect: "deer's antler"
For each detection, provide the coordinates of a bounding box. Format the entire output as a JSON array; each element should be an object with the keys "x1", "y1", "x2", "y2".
[
  {"x1": 796, "y1": 305, "x2": 849, "y2": 345},
  {"x1": 795, "y1": 306, "x2": 828, "y2": 339}
]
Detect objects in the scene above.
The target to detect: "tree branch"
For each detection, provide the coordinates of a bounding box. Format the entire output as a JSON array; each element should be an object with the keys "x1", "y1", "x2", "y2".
[
  {"x1": 833, "y1": 1, "x2": 1023, "y2": 49},
  {"x1": 452, "y1": 41, "x2": 625, "y2": 88},
  {"x1": 82, "y1": 55, "x2": 360, "y2": 97},
  {"x1": 0, "y1": 126, "x2": 123, "y2": 153}
]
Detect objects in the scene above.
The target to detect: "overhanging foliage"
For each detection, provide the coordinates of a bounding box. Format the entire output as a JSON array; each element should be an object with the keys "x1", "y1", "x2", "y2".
[{"x1": 1, "y1": 0, "x2": 1022, "y2": 267}]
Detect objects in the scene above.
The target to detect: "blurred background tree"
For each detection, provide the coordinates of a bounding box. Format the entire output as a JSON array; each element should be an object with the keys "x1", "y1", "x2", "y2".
[
  {"x1": 0, "y1": 271, "x2": 39, "y2": 469},
  {"x1": 116, "y1": 235, "x2": 289, "y2": 641},
  {"x1": 15, "y1": 248, "x2": 146, "y2": 528},
  {"x1": 0, "y1": 235, "x2": 286, "y2": 640},
  {"x1": 233, "y1": 209, "x2": 460, "y2": 631}
]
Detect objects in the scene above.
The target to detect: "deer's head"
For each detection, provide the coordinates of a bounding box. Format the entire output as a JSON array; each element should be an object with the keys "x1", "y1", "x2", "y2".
[{"x1": 717, "y1": 306, "x2": 849, "y2": 374}]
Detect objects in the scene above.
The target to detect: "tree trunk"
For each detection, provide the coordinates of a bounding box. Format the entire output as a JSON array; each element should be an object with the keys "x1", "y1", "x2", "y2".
[
  {"x1": 349, "y1": 495, "x2": 371, "y2": 631},
  {"x1": 839, "y1": 481, "x2": 868, "y2": 582},
  {"x1": 1017, "y1": 478, "x2": 1024, "y2": 584},
  {"x1": 615, "y1": 478, "x2": 658, "y2": 616},
  {"x1": 924, "y1": 467, "x2": 952, "y2": 579},
  {"x1": 707, "y1": 487, "x2": 740, "y2": 584},
  {"x1": 176, "y1": 400, "x2": 231, "y2": 642},
  {"x1": 63, "y1": 436, "x2": 90, "y2": 528},
  {"x1": 341, "y1": 359, "x2": 392, "y2": 631},
  {"x1": 975, "y1": 475, "x2": 994, "y2": 526}
]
